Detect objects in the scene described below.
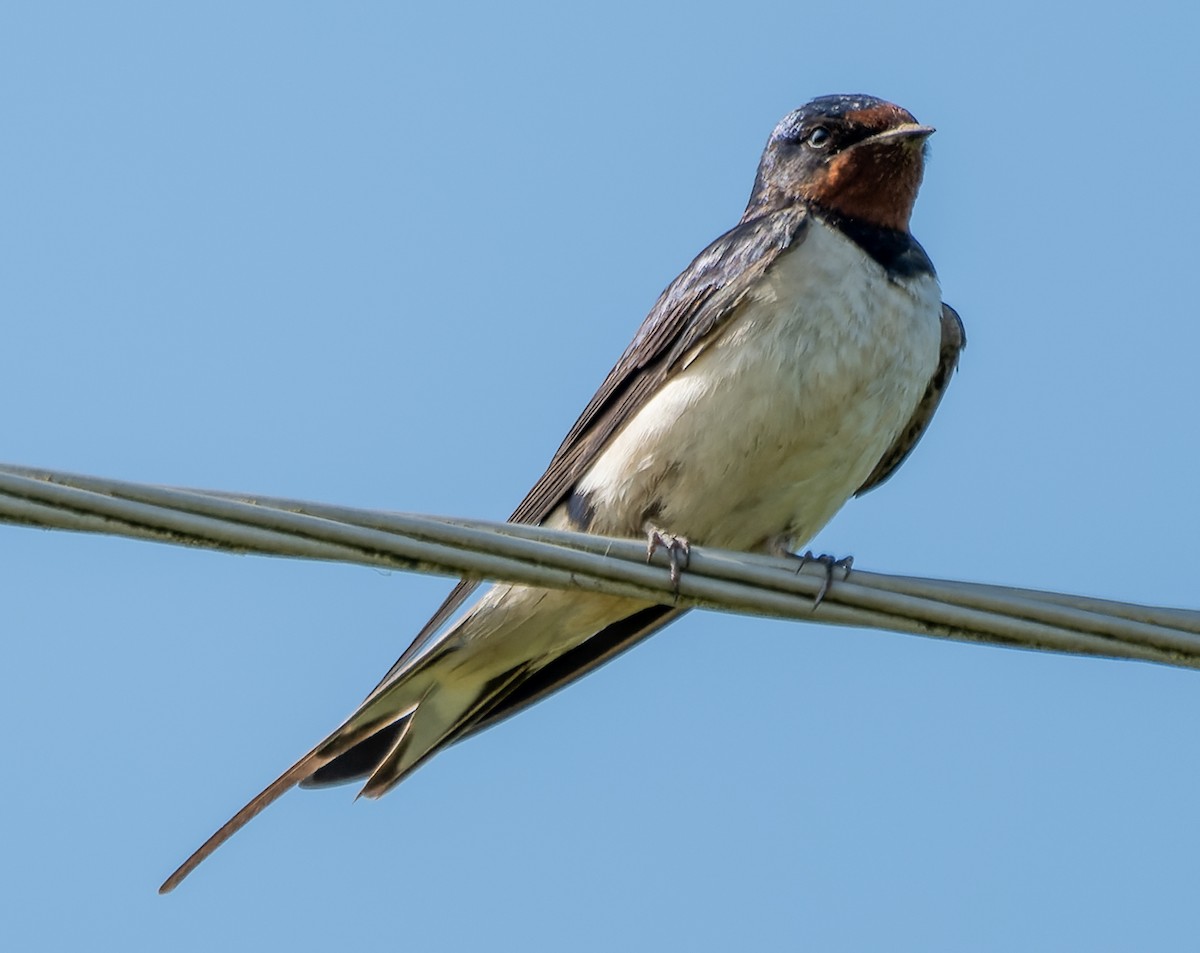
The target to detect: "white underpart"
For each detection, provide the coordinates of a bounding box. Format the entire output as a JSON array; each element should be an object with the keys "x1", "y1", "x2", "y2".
[
  {"x1": 438, "y1": 217, "x2": 942, "y2": 674},
  {"x1": 578, "y1": 216, "x2": 942, "y2": 550}
]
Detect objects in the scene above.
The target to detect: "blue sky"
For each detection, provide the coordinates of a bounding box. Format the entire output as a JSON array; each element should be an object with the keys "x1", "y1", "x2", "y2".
[{"x1": 4, "y1": 2, "x2": 1200, "y2": 950}]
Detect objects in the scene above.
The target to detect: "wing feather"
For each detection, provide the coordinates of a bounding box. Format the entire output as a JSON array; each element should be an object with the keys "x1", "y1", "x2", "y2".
[
  {"x1": 384, "y1": 207, "x2": 813, "y2": 676},
  {"x1": 855, "y1": 302, "x2": 965, "y2": 496}
]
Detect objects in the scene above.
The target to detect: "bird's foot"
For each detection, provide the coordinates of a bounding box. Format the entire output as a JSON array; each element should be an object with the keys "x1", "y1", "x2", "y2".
[
  {"x1": 792, "y1": 550, "x2": 853, "y2": 609},
  {"x1": 645, "y1": 528, "x2": 691, "y2": 590}
]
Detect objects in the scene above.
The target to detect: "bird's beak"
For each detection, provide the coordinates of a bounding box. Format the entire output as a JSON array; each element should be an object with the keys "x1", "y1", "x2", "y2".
[{"x1": 858, "y1": 123, "x2": 936, "y2": 148}]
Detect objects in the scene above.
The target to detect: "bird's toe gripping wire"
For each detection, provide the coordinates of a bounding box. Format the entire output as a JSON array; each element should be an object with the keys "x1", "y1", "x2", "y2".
[
  {"x1": 794, "y1": 550, "x2": 854, "y2": 608},
  {"x1": 645, "y1": 528, "x2": 691, "y2": 591}
]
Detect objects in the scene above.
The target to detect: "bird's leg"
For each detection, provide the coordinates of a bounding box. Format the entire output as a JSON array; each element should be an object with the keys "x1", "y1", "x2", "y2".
[
  {"x1": 765, "y1": 535, "x2": 853, "y2": 609},
  {"x1": 794, "y1": 550, "x2": 853, "y2": 608},
  {"x1": 645, "y1": 527, "x2": 691, "y2": 590}
]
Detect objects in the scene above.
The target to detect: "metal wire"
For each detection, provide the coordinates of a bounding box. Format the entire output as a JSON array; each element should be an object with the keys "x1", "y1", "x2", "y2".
[{"x1": 3, "y1": 461, "x2": 1200, "y2": 671}]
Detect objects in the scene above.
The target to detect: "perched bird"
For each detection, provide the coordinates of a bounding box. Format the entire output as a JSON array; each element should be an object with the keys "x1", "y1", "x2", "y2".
[{"x1": 161, "y1": 93, "x2": 965, "y2": 892}]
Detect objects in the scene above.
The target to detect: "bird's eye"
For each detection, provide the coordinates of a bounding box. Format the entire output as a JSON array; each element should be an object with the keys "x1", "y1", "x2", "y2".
[{"x1": 805, "y1": 127, "x2": 832, "y2": 149}]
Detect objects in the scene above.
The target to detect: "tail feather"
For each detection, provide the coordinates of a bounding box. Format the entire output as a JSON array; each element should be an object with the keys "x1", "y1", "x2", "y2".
[
  {"x1": 159, "y1": 700, "x2": 420, "y2": 894},
  {"x1": 160, "y1": 745, "x2": 333, "y2": 894},
  {"x1": 159, "y1": 665, "x2": 527, "y2": 891},
  {"x1": 358, "y1": 665, "x2": 532, "y2": 799},
  {"x1": 299, "y1": 721, "x2": 408, "y2": 789}
]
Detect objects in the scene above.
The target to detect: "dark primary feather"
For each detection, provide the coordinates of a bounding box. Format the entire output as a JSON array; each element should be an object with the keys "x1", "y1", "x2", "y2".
[{"x1": 379, "y1": 206, "x2": 814, "y2": 676}]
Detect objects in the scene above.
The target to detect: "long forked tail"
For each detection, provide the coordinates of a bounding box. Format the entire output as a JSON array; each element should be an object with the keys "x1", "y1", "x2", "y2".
[{"x1": 160, "y1": 588, "x2": 670, "y2": 892}]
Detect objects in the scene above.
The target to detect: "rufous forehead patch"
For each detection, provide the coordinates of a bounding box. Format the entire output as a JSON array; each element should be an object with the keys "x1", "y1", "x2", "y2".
[{"x1": 843, "y1": 103, "x2": 918, "y2": 130}]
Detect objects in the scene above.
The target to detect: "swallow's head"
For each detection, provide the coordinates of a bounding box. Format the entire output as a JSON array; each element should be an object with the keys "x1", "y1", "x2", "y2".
[{"x1": 745, "y1": 94, "x2": 933, "y2": 232}]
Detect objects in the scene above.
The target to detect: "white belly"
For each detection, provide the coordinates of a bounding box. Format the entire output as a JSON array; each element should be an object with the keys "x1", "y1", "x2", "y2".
[{"x1": 575, "y1": 217, "x2": 943, "y2": 552}]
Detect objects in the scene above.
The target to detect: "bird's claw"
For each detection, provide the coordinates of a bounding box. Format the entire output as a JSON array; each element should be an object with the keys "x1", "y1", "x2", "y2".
[
  {"x1": 646, "y1": 529, "x2": 691, "y2": 591},
  {"x1": 794, "y1": 550, "x2": 853, "y2": 609}
]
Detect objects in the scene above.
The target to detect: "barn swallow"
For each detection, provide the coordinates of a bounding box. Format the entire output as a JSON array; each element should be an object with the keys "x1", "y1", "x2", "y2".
[{"x1": 161, "y1": 93, "x2": 965, "y2": 891}]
